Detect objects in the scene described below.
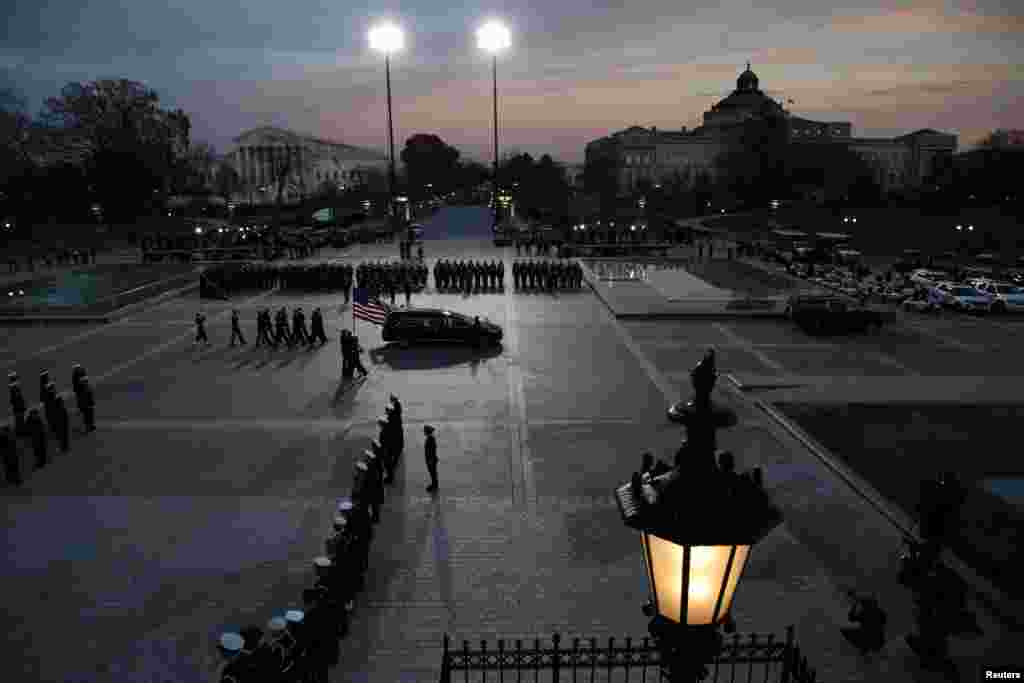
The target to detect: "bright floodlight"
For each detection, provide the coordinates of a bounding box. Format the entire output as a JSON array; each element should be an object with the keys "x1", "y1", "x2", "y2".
[
  {"x1": 477, "y1": 20, "x2": 511, "y2": 53},
  {"x1": 369, "y1": 23, "x2": 404, "y2": 54}
]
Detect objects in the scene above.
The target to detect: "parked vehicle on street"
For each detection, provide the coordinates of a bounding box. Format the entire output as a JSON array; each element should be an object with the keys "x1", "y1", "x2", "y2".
[
  {"x1": 382, "y1": 308, "x2": 503, "y2": 346},
  {"x1": 784, "y1": 293, "x2": 884, "y2": 334},
  {"x1": 977, "y1": 282, "x2": 1024, "y2": 313},
  {"x1": 937, "y1": 286, "x2": 993, "y2": 312}
]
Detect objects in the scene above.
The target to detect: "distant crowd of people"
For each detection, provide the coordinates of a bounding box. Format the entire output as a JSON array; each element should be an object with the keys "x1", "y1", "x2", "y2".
[
  {"x1": 433, "y1": 260, "x2": 504, "y2": 292},
  {"x1": 215, "y1": 395, "x2": 443, "y2": 682},
  {"x1": 513, "y1": 260, "x2": 583, "y2": 290},
  {"x1": 3, "y1": 365, "x2": 96, "y2": 487}
]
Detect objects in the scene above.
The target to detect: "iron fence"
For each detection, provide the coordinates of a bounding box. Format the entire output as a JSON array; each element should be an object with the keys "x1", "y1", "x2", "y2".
[{"x1": 440, "y1": 626, "x2": 818, "y2": 683}]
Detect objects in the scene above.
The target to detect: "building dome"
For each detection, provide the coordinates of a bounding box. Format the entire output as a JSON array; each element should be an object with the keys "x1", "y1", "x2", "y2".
[{"x1": 737, "y1": 63, "x2": 758, "y2": 92}]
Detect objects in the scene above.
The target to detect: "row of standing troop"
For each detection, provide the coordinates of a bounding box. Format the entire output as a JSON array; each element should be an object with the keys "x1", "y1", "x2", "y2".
[
  {"x1": 4, "y1": 365, "x2": 96, "y2": 487},
  {"x1": 216, "y1": 395, "x2": 440, "y2": 682}
]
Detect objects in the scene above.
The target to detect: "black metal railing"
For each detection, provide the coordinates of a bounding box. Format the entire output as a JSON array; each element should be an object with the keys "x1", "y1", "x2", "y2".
[{"x1": 440, "y1": 626, "x2": 819, "y2": 683}]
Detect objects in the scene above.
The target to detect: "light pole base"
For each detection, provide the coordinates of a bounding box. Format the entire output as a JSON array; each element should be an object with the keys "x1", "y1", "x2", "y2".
[{"x1": 648, "y1": 616, "x2": 723, "y2": 682}]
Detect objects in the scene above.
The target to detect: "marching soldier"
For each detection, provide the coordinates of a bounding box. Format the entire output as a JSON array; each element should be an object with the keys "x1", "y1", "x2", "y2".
[
  {"x1": 194, "y1": 311, "x2": 209, "y2": 346},
  {"x1": 310, "y1": 307, "x2": 328, "y2": 346},
  {"x1": 292, "y1": 307, "x2": 310, "y2": 347},
  {"x1": 389, "y1": 394, "x2": 404, "y2": 463},
  {"x1": 77, "y1": 376, "x2": 96, "y2": 433},
  {"x1": 275, "y1": 307, "x2": 291, "y2": 347},
  {"x1": 255, "y1": 309, "x2": 267, "y2": 347},
  {"x1": 39, "y1": 370, "x2": 51, "y2": 406},
  {"x1": 43, "y1": 381, "x2": 58, "y2": 440},
  {"x1": 347, "y1": 333, "x2": 367, "y2": 377},
  {"x1": 229, "y1": 309, "x2": 246, "y2": 347},
  {"x1": 1, "y1": 425, "x2": 21, "y2": 486},
  {"x1": 340, "y1": 330, "x2": 353, "y2": 379},
  {"x1": 9, "y1": 373, "x2": 26, "y2": 436},
  {"x1": 26, "y1": 407, "x2": 48, "y2": 469}
]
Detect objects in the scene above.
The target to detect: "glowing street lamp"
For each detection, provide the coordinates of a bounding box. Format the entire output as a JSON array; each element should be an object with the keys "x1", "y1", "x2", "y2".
[
  {"x1": 369, "y1": 21, "x2": 405, "y2": 233},
  {"x1": 616, "y1": 350, "x2": 783, "y2": 681},
  {"x1": 477, "y1": 19, "x2": 511, "y2": 230}
]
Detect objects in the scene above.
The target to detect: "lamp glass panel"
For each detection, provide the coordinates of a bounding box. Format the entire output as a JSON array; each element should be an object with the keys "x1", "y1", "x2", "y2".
[
  {"x1": 715, "y1": 544, "x2": 751, "y2": 621},
  {"x1": 645, "y1": 533, "x2": 684, "y2": 622},
  {"x1": 683, "y1": 545, "x2": 736, "y2": 625}
]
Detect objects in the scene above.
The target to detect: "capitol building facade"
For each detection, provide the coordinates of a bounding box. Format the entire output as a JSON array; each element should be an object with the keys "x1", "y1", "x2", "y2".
[
  {"x1": 222, "y1": 126, "x2": 389, "y2": 202},
  {"x1": 585, "y1": 64, "x2": 957, "y2": 196}
]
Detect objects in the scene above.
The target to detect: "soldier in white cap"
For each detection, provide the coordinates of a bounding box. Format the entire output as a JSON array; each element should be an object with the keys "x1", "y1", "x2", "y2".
[
  {"x1": 362, "y1": 449, "x2": 383, "y2": 523},
  {"x1": 71, "y1": 364, "x2": 86, "y2": 395},
  {"x1": 76, "y1": 376, "x2": 96, "y2": 433}
]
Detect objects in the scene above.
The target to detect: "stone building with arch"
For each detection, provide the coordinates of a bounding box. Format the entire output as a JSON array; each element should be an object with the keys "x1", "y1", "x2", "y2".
[{"x1": 585, "y1": 64, "x2": 957, "y2": 196}]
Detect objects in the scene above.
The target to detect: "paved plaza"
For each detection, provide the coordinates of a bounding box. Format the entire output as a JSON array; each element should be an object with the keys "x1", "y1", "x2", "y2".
[{"x1": 2, "y1": 206, "x2": 1022, "y2": 682}]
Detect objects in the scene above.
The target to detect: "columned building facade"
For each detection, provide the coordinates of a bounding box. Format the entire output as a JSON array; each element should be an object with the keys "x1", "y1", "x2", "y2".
[
  {"x1": 225, "y1": 126, "x2": 389, "y2": 203},
  {"x1": 585, "y1": 65, "x2": 957, "y2": 196}
]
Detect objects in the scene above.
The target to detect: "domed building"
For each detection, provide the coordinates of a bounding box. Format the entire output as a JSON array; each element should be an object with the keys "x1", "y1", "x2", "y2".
[{"x1": 584, "y1": 63, "x2": 956, "y2": 197}]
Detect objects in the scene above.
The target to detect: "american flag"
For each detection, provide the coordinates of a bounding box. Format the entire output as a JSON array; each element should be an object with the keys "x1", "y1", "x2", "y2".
[{"x1": 352, "y1": 287, "x2": 389, "y2": 325}]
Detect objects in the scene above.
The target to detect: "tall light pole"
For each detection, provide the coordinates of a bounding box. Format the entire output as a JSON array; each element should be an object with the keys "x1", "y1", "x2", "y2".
[
  {"x1": 369, "y1": 22, "x2": 405, "y2": 233},
  {"x1": 477, "y1": 20, "x2": 511, "y2": 230}
]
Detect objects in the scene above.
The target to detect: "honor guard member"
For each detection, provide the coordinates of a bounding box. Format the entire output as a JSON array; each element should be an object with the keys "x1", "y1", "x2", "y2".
[
  {"x1": 275, "y1": 307, "x2": 290, "y2": 347},
  {"x1": 403, "y1": 275, "x2": 413, "y2": 306},
  {"x1": 340, "y1": 330, "x2": 353, "y2": 379},
  {"x1": 26, "y1": 407, "x2": 48, "y2": 469},
  {"x1": 424, "y1": 425, "x2": 439, "y2": 492},
  {"x1": 310, "y1": 307, "x2": 327, "y2": 346},
  {"x1": 71, "y1": 364, "x2": 87, "y2": 395},
  {"x1": 217, "y1": 632, "x2": 252, "y2": 683},
  {"x1": 194, "y1": 312, "x2": 209, "y2": 346},
  {"x1": 254, "y1": 309, "x2": 267, "y2": 347},
  {"x1": 9, "y1": 372, "x2": 27, "y2": 435},
  {"x1": 229, "y1": 309, "x2": 246, "y2": 347},
  {"x1": 498, "y1": 260, "x2": 505, "y2": 289},
  {"x1": 347, "y1": 333, "x2": 367, "y2": 377},
  {"x1": 292, "y1": 307, "x2": 310, "y2": 346},
  {"x1": 43, "y1": 381, "x2": 59, "y2": 440},
  {"x1": 363, "y1": 448, "x2": 383, "y2": 523},
  {"x1": 77, "y1": 376, "x2": 96, "y2": 432},
  {"x1": 389, "y1": 394, "x2": 404, "y2": 463},
  {"x1": 52, "y1": 392, "x2": 70, "y2": 453},
  {"x1": 1, "y1": 425, "x2": 22, "y2": 486},
  {"x1": 299, "y1": 589, "x2": 341, "y2": 683},
  {"x1": 39, "y1": 370, "x2": 51, "y2": 406}
]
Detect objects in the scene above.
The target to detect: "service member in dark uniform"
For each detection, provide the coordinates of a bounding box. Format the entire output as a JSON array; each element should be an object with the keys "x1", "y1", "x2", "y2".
[
  {"x1": 1, "y1": 425, "x2": 21, "y2": 486},
  {"x1": 229, "y1": 309, "x2": 246, "y2": 347},
  {"x1": 340, "y1": 330, "x2": 353, "y2": 379},
  {"x1": 26, "y1": 407, "x2": 48, "y2": 469},
  {"x1": 424, "y1": 425, "x2": 438, "y2": 492},
  {"x1": 52, "y1": 392, "x2": 70, "y2": 453},
  {"x1": 71, "y1": 364, "x2": 87, "y2": 395},
  {"x1": 9, "y1": 373, "x2": 27, "y2": 436},
  {"x1": 77, "y1": 376, "x2": 96, "y2": 433},
  {"x1": 194, "y1": 312, "x2": 209, "y2": 346},
  {"x1": 310, "y1": 307, "x2": 328, "y2": 346},
  {"x1": 292, "y1": 307, "x2": 309, "y2": 347}
]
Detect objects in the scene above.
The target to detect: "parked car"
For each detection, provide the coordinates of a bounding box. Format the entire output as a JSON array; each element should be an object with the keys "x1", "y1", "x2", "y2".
[
  {"x1": 938, "y1": 286, "x2": 993, "y2": 312},
  {"x1": 381, "y1": 308, "x2": 503, "y2": 346},
  {"x1": 910, "y1": 269, "x2": 950, "y2": 287},
  {"x1": 784, "y1": 293, "x2": 884, "y2": 334},
  {"x1": 977, "y1": 282, "x2": 1024, "y2": 313}
]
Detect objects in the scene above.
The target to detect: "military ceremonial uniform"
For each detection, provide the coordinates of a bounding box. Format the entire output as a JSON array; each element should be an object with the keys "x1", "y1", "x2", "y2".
[
  {"x1": 26, "y1": 408, "x2": 48, "y2": 469},
  {"x1": 230, "y1": 310, "x2": 246, "y2": 347},
  {"x1": 194, "y1": 312, "x2": 209, "y2": 345},
  {"x1": 9, "y1": 375, "x2": 27, "y2": 435},
  {"x1": 310, "y1": 308, "x2": 327, "y2": 345},
  {"x1": 76, "y1": 377, "x2": 96, "y2": 432},
  {"x1": 1, "y1": 426, "x2": 21, "y2": 486}
]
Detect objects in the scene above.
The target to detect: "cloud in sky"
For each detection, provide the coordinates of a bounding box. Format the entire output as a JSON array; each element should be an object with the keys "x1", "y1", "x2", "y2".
[{"x1": 2, "y1": 0, "x2": 1023, "y2": 161}]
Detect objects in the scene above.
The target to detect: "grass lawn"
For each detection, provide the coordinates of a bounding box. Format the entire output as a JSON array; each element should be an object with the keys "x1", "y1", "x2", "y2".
[{"x1": 773, "y1": 401, "x2": 1024, "y2": 600}]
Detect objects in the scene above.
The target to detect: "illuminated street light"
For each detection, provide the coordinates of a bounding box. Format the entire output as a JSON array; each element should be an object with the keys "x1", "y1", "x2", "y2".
[
  {"x1": 195, "y1": 227, "x2": 203, "y2": 235},
  {"x1": 477, "y1": 19, "x2": 511, "y2": 230},
  {"x1": 369, "y1": 21, "x2": 405, "y2": 235},
  {"x1": 956, "y1": 225, "x2": 962, "y2": 231},
  {"x1": 968, "y1": 225, "x2": 974, "y2": 231}
]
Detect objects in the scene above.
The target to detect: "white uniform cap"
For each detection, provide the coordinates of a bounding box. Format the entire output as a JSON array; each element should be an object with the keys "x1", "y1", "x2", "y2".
[
  {"x1": 220, "y1": 632, "x2": 245, "y2": 653},
  {"x1": 285, "y1": 610, "x2": 304, "y2": 624},
  {"x1": 355, "y1": 461, "x2": 368, "y2": 471},
  {"x1": 377, "y1": 417, "x2": 388, "y2": 426},
  {"x1": 363, "y1": 450, "x2": 376, "y2": 460},
  {"x1": 313, "y1": 556, "x2": 332, "y2": 568},
  {"x1": 267, "y1": 616, "x2": 287, "y2": 632},
  {"x1": 336, "y1": 499, "x2": 353, "y2": 512},
  {"x1": 332, "y1": 516, "x2": 348, "y2": 530}
]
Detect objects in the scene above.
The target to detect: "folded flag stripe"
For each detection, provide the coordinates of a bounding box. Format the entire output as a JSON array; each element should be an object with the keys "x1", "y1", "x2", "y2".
[{"x1": 353, "y1": 287, "x2": 389, "y2": 325}]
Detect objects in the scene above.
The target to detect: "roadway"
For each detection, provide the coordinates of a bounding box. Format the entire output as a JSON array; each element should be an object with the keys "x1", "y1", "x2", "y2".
[{"x1": 1, "y1": 205, "x2": 1018, "y2": 682}]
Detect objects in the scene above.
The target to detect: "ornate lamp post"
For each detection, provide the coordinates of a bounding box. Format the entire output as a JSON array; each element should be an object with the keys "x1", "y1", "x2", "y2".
[
  {"x1": 615, "y1": 349, "x2": 783, "y2": 681},
  {"x1": 476, "y1": 20, "x2": 511, "y2": 231},
  {"x1": 369, "y1": 22, "x2": 405, "y2": 236}
]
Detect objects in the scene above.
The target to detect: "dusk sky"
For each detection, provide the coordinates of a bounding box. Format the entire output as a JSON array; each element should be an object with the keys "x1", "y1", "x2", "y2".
[{"x1": 2, "y1": 0, "x2": 1022, "y2": 164}]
